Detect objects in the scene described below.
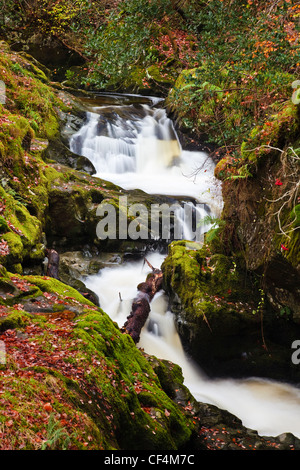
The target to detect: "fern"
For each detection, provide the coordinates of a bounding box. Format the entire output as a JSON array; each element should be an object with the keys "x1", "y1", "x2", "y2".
[{"x1": 41, "y1": 414, "x2": 71, "y2": 450}]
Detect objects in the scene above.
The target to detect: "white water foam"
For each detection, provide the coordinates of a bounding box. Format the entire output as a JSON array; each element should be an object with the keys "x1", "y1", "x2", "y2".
[
  {"x1": 70, "y1": 105, "x2": 222, "y2": 216},
  {"x1": 84, "y1": 253, "x2": 300, "y2": 439}
]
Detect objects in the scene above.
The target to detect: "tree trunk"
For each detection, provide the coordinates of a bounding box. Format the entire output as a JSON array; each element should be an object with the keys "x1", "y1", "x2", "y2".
[{"x1": 121, "y1": 259, "x2": 163, "y2": 344}]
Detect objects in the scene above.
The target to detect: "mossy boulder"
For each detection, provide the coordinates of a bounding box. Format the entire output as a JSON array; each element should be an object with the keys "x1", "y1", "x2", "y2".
[
  {"x1": 214, "y1": 101, "x2": 300, "y2": 327},
  {"x1": 0, "y1": 269, "x2": 197, "y2": 450},
  {"x1": 0, "y1": 185, "x2": 44, "y2": 270},
  {"x1": 44, "y1": 165, "x2": 123, "y2": 250},
  {"x1": 162, "y1": 240, "x2": 300, "y2": 382},
  {"x1": 45, "y1": 164, "x2": 183, "y2": 253},
  {"x1": 0, "y1": 267, "x2": 296, "y2": 450}
]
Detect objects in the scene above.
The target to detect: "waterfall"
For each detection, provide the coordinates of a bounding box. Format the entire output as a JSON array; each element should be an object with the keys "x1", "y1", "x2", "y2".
[
  {"x1": 70, "y1": 100, "x2": 222, "y2": 217},
  {"x1": 71, "y1": 93, "x2": 300, "y2": 440},
  {"x1": 70, "y1": 105, "x2": 181, "y2": 173}
]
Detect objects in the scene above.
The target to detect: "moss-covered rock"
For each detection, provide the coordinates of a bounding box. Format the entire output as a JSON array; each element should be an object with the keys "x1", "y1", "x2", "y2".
[
  {"x1": 161, "y1": 240, "x2": 300, "y2": 382},
  {"x1": 0, "y1": 269, "x2": 197, "y2": 450},
  {"x1": 0, "y1": 268, "x2": 296, "y2": 450},
  {"x1": 160, "y1": 99, "x2": 300, "y2": 383},
  {"x1": 0, "y1": 185, "x2": 44, "y2": 269},
  {"x1": 214, "y1": 101, "x2": 300, "y2": 326}
]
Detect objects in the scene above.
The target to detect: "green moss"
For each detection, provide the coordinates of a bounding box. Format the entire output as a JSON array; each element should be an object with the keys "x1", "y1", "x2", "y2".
[
  {"x1": 26, "y1": 62, "x2": 49, "y2": 83},
  {"x1": 23, "y1": 275, "x2": 96, "y2": 307},
  {"x1": 0, "y1": 185, "x2": 44, "y2": 267},
  {"x1": 0, "y1": 265, "x2": 8, "y2": 277},
  {"x1": 0, "y1": 371, "x2": 108, "y2": 450},
  {"x1": 274, "y1": 226, "x2": 300, "y2": 269},
  {"x1": 146, "y1": 64, "x2": 175, "y2": 85},
  {"x1": 70, "y1": 311, "x2": 194, "y2": 450},
  {"x1": 0, "y1": 274, "x2": 42, "y2": 305},
  {"x1": 291, "y1": 204, "x2": 300, "y2": 227},
  {"x1": 11, "y1": 204, "x2": 42, "y2": 245},
  {"x1": 1, "y1": 232, "x2": 24, "y2": 263},
  {"x1": 0, "y1": 311, "x2": 33, "y2": 332},
  {"x1": 0, "y1": 111, "x2": 34, "y2": 169},
  {"x1": 10, "y1": 263, "x2": 23, "y2": 275},
  {"x1": 162, "y1": 240, "x2": 256, "y2": 324},
  {"x1": 286, "y1": 230, "x2": 300, "y2": 267},
  {"x1": 0, "y1": 216, "x2": 9, "y2": 233},
  {"x1": 44, "y1": 113, "x2": 60, "y2": 140},
  {"x1": 0, "y1": 44, "x2": 63, "y2": 147},
  {"x1": 172, "y1": 67, "x2": 198, "y2": 90}
]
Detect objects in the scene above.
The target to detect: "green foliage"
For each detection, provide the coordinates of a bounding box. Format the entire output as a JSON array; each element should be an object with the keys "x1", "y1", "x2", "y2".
[
  {"x1": 168, "y1": 0, "x2": 300, "y2": 149},
  {"x1": 2, "y1": 0, "x2": 181, "y2": 89},
  {"x1": 79, "y1": 0, "x2": 177, "y2": 88},
  {"x1": 200, "y1": 214, "x2": 225, "y2": 246},
  {"x1": 81, "y1": 12, "x2": 151, "y2": 88},
  {"x1": 279, "y1": 306, "x2": 292, "y2": 319},
  {"x1": 40, "y1": 413, "x2": 71, "y2": 450},
  {"x1": 1, "y1": 0, "x2": 93, "y2": 33},
  {"x1": 252, "y1": 288, "x2": 265, "y2": 316},
  {"x1": 0, "y1": 216, "x2": 9, "y2": 233}
]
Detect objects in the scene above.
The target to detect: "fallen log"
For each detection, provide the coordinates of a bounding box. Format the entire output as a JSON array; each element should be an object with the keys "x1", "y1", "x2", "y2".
[{"x1": 121, "y1": 258, "x2": 163, "y2": 344}]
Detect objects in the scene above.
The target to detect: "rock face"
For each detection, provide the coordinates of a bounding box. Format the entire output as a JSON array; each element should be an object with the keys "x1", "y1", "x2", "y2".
[
  {"x1": 8, "y1": 31, "x2": 86, "y2": 81},
  {"x1": 44, "y1": 165, "x2": 179, "y2": 254},
  {"x1": 0, "y1": 264, "x2": 298, "y2": 450},
  {"x1": 162, "y1": 100, "x2": 300, "y2": 385},
  {"x1": 219, "y1": 153, "x2": 300, "y2": 323},
  {"x1": 162, "y1": 241, "x2": 300, "y2": 382},
  {"x1": 44, "y1": 138, "x2": 96, "y2": 176}
]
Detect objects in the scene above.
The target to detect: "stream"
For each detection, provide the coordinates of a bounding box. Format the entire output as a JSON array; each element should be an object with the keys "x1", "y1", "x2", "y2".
[{"x1": 70, "y1": 92, "x2": 300, "y2": 439}]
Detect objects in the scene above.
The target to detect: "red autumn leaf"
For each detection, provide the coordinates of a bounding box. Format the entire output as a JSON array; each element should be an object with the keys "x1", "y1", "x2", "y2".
[
  {"x1": 43, "y1": 403, "x2": 52, "y2": 412},
  {"x1": 281, "y1": 244, "x2": 289, "y2": 251},
  {"x1": 0, "y1": 239, "x2": 9, "y2": 256}
]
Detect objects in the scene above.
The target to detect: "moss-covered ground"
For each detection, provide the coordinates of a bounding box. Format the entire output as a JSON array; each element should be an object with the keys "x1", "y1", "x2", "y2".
[
  {"x1": 0, "y1": 264, "x2": 297, "y2": 451},
  {"x1": 0, "y1": 266, "x2": 198, "y2": 450}
]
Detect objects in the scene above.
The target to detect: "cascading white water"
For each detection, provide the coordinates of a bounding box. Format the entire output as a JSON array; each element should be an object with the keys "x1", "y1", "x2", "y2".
[
  {"x1": 72, "y1": 93, "x2": 300, "y2": 439},
  {"x1": 84, "y1": 253, "x2": 300, "y2": 439}
]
